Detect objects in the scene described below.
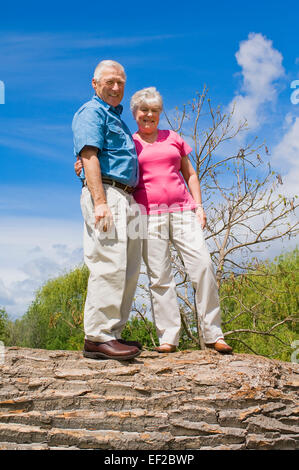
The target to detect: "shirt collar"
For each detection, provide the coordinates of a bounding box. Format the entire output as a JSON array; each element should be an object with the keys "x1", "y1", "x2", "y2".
[{"x1": 92, "y1": 94, "x2": 123, "y2": 115}]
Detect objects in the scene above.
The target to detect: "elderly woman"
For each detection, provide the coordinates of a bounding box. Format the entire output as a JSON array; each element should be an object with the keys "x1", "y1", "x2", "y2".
[{"x1": 76, "y1": 87, "x2": 232, "y2": 354}]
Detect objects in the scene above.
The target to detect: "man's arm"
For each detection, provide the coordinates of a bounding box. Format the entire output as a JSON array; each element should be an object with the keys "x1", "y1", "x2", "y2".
[{"x1": 81, "y1": 145, "x2": 113, "y2": 232}]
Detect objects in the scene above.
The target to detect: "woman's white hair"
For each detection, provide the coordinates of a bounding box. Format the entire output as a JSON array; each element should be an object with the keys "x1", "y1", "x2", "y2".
[
  {"x1": 130, "y1": 87, "x2": 163, "y2": 116},
  {"x1": 93, "y1": 60, "x2": 126, "y2": 82}
]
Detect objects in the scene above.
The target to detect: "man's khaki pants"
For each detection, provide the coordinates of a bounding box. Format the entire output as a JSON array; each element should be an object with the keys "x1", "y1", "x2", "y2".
[
  {"x1": 142, "y1": 210, "x2": 224, "y2": 346},
  {"x1": 80, "y1": 184, "x2": 141, "y2": 342}
]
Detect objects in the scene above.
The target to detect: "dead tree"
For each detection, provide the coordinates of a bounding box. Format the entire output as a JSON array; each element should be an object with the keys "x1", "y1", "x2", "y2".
[{"x1": 135, "y1": 88, "x2": 299, "y2": 355}]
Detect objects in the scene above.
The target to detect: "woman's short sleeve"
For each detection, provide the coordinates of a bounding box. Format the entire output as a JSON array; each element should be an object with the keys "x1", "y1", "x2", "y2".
[{"x1": 172, "y1": 131, "x2": 193, "y2": 156}]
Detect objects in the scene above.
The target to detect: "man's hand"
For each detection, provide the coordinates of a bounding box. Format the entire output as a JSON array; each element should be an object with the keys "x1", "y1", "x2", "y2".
[
  {"x1": 195, "y1": 205, "x2": 207, "y2": 229},
  {"x1": 80, "y1": 146, "x2": 111, "y2": 232},
  {"x1": 75, "y1": 156, "x2": 83, "y2": 176},
  {"x1": 94, "y1": 203, "x2": 114, "y2": 232}
]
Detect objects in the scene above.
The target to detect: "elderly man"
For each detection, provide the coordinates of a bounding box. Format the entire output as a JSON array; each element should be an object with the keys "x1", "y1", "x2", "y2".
[{"x1": 72, "y1": 60, "x2": 142, "y2": 360}]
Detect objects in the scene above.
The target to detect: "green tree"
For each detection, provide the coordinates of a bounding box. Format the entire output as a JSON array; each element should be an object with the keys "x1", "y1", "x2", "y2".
[
  {"x1": 121, "y1": 314, "x2": 158, "y2": 350},
  {"x1": 220, "y1": 248, "x2": 299, "y2": 361},
  {"x1": 6, "y1": 249, "x2": 298, "y2": 361},
  {"x1": 0, "y1": 308, "x2": 9, "y2": 343},
  {"x1": 11, "y1": 266, "x2": 89, "y2": 350},
  {"x1": 8, "y1": 266, "x2": 159, "y2": 351}
]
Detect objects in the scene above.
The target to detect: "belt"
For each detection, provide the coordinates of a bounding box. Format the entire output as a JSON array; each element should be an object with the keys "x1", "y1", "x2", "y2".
[{"x1": 83, "y1": 177, "x2": 135, "y2": 194}]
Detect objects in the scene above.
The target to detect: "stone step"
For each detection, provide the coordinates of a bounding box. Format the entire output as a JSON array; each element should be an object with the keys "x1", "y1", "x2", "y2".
[
  {"x1": 0, "y1": 408, "x2": 169, "y2": 432},
  {"x1": 0, "y1": 422, "x2": 171, "y2": 449},
  {"x1": 0, "y1": 441, "x2": 80, "y2": 450},
  {"x1": 0, "y1": 394, "x2": 187, "y2": 417},
  {"x1": 1, "y1": 347, "x2": 298, "y2": 450},
  {"x1": 0, "y1": 406, "x2": 227, "y2": 432},
  {"x1": 0, "y1": 421, "x2": 247, "y2": 449},
  {"x1": 1, "y1": 405, "x2": 298, "y2": 435},
  {"x1": 1, "y1": 389, "x2": 293, "y2": 415}
]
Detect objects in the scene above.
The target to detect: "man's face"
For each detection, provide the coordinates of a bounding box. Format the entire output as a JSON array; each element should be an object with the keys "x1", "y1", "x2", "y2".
[{"x1": 92, "y1": 67, "x2": 126, "y2": 107}]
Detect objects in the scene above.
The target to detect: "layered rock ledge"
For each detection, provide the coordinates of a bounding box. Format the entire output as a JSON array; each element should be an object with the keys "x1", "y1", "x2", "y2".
[{"x1": 0, "y1": 347, "x2": 298, "y2": 450}]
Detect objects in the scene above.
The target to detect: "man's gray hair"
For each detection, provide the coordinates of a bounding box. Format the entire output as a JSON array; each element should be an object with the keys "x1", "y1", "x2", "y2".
[
  {"x1": 130, "y1": 87, "x2": 163, "y2": 116},
  {"x1": 93, "y1": 60, "x2": 126, "y2": 82}
]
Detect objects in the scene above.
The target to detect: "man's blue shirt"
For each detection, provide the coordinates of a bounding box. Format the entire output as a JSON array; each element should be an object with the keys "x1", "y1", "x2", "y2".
[{"x1": 72, "y1": 95, "x2": 139, "y2": 187}]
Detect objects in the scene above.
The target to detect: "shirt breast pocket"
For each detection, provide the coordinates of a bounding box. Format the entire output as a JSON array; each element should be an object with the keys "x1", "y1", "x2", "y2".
[{"x1": 105, "y1": 124, "x2": 126, "y2": 150}]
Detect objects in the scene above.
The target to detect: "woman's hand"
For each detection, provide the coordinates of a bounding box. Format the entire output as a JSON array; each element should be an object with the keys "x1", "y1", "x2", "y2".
[
  {"x1": 195, "y1": 205, "x2": 207, "y2": 229},
  {"x1": 180, "y1": 157, "x2": 206, "y2": 229},
  {"x1": 74, "y1": 156, "x2": 83, "y2": 176}
]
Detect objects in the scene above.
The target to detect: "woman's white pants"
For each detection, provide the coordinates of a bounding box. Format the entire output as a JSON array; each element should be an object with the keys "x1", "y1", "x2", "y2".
[{"x1": 142, "y1": 210, "x2": 224, "y2": 346}]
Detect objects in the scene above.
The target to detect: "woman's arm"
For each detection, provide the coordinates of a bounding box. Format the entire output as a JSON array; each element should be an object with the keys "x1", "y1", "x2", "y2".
[{"x1": 180, "y1": 155, "x2": 207, "y2": 229}]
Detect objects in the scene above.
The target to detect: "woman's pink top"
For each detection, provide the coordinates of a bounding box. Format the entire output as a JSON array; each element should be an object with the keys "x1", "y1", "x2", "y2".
[{"x1": 133, "y1": 129, "x2": 197, "y2": 214}]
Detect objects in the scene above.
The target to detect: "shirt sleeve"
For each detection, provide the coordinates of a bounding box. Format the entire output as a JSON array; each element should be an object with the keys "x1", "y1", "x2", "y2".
[
  {"x1": 172, "y1": 131, "x2": 193, "y2": 157},
  {"x1": 72, "y1": 106, "x2": 106, "y2": 156}
]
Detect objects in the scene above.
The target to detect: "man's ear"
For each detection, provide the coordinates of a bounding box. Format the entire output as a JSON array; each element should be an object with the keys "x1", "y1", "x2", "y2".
[{"x1": 91, "y1": 78, "x2": 97, "y2": 90}]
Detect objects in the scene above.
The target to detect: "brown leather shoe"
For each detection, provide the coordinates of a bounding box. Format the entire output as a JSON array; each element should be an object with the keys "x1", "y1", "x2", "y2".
[
  {"x1": 154, "y1": 343, "x2": 177, "y2": 353},
  {"x1": 83, "y1": 339, "x2": 141, "y2": 360},
  {"x1": 117, "y1": 339, "x2": 143, "y2": 350},
  {"x1": 206, "y1": 338, "x2": 233, "y2": 354}
]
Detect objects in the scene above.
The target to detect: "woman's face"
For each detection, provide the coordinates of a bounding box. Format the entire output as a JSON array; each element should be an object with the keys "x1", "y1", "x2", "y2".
[{"x1": 135, "y1": 103, "x2": 161, "y2": 134}]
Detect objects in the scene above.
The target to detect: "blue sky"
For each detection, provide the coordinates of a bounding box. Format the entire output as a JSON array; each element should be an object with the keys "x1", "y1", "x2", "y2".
[{"x1": 0, "y1": 0, "x2": 298, "y2": 319}]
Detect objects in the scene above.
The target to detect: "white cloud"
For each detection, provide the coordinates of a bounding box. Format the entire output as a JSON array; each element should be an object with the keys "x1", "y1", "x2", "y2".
[
  {"x1": 21, "y1": 257, "x2": 61, "y2": 279},
  {"x1": 0, "y1": 217, "x2": 84, "y2": 319},
  {"x1": 0, "y1": 279, "x2": 14, "y2": 306},
  {"x1": 228, "y1": 33, "x2": 285, "y2": 131},
  {"x1": 272, "y1": 116, "x2": 299, "y2": 167},
  {"x1": 271, "y1": 116, "x2": 299, "y2": 197}
]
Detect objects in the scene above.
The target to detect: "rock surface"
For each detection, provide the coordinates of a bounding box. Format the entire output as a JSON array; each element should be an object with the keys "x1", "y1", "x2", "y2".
[{"x1": 0, "y1": 346, "x2": 298, "y2": 450}]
